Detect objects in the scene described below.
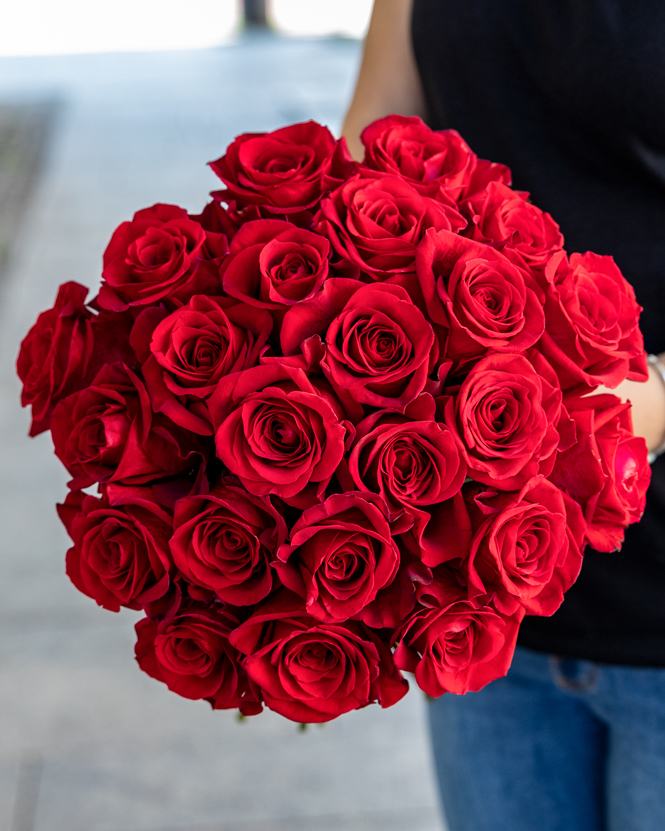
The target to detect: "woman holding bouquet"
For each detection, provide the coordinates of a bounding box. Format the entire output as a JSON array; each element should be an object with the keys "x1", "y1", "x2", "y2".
[{"x1": 343, "y1": 1, "x2": 665, "y2": 829}]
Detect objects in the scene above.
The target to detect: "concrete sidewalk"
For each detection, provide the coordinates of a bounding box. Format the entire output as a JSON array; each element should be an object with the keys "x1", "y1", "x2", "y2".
[{"x1": 0, "y1": 38, "x2": 446, "y2": 831}]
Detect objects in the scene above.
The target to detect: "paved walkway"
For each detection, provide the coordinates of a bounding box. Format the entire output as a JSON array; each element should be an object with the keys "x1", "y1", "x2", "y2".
[{"x1": 0, "y1": 38, "x2": 446, "y2": 831}]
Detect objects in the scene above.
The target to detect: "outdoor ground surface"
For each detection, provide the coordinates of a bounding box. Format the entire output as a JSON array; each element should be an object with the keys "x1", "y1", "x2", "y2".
[{"x1": 0, "y1": 36, "x2": 447, "y2": 831}]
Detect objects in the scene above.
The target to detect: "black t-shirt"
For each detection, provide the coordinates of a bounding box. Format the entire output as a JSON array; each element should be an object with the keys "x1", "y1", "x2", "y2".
[{"x1": 412, "y1": 0, "x2": 665, "y2": 665}]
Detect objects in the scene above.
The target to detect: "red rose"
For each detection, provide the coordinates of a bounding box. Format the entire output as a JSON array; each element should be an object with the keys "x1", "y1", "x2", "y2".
[
  {"x1": 349, "y1": 396, "x2": 466, "y2": 520},
  {"x1": 416, "y1": 228, "x2": 545, "y2": 364},
  {"x1": 460, "y1": 477, "x2": 585, "y2": 617},
  {"x1": 221, "y1": 219, "x2": 348, "y2": 312},
  {"x1": 135, "y1": 600, "x2": 256, "y2": 711},
  {"x1": 467, "y1": 181, "x2": 564, "y2": 268},
  {"x1": 58, "y1": 489, "x2": 173, "y2": 612},
  {"x1": 394, "y1": 574, "x2": 523, "y2": 695},
  {"x1": 361, "y1": 116, "x2": 478, "y2": 199},
  {"x1": 210, "y1": 121, "x2": 338, "y2": 213},
  {"x1": 273, "y1": 492, "x2": 399, "y2": 623},
  {"x1": 51, "y1": 363, "x2": 205, "y2": 489},
  {"x1": 17, "y1": 282, "x2": 94, "y2": 436},
  {"x1": 170, "y1": 484, "x2": 287, "y2": 605},
  {"x1": 280, "y1": 281, "x2": 435, "y2": 410},
  {"x1": 319, "y1": 172, "x2": 466, "y2": 280},
  {"x1": 230, "y1": 590, "x2": 408, "y2": 722},
  {"x1": 97, "y1": 204, "x2": 222, "y2": 311},
  {"x1": 444, "y1": 351, "x2": 564, "y2": 490},
  {"x1": 209, "y1": 363, "x2": 348, "y2": 505},
  {"x1": 131, "y1": 295, "x2": 272, "y2": 435},
  {"x1": 550, "y1": 394, "x2": 650, "y2": 551},
  {"x1": 539, "y1": 251, "x2": 648, "y2": 391},
  {"x1": 188, "y1": 200, "x2": 236, "y2": 263}
]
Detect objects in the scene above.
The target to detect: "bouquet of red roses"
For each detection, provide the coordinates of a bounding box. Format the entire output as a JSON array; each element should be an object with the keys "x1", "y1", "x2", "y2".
[{"x1": 17, "y1": 116, "x2": 650, "y2": 722}]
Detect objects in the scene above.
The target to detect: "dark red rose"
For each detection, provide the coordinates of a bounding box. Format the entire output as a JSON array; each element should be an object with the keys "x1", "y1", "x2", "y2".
[
  {"x1": 97, "y1": 204, "x2": 222, "y2": 311},
  {"x1": 170, "y1": 484, "x2": 287, "y2": 605},
  {"x1": 209, "y1": 363, "x2": 348, "y2": 505},
  {"x1": 459, "y1": 477, "x2": 585, "y2": 617},
  {"x1": 273, "y1": 492, "x2": 399, "y2": 623},
  {"x1": 416, "y1": 228, "x2": 545, "y2": 364},
  {"x1": 58, "y1": 489, "x2": 173, "y2": 612},
  {"x1": 221, "y1": 219, "x2": 348, "y2": 312},
  {"x1": 230, "y1": 590, "x2": 408, "y2": 722},
  {"x1": 467, "y1": 181, "x2": 564, "y2": 268},
  {"x1": 51, "y1": 362, "x2": 205, "y2": 489},
  {"x1": 550, "y1": 394, "x2": 650, "y2": 552},
  {"x1": 280, "y1": 281, "x2": 435, "y2": 410},
  {"x1": 539, "y1": 251, "x2": 648, "y2": 391},
  {"x1": 361, "y1": 116, "x2": 478, "y2": 199},
  {"x1": 135, "y1": 600, "x2": 257, "y2": 711},
  {"x1": 131, "y1": 295, "x2": 272, "y2": 435},
  {"x1": 443, "y1": 351, "x2": 564, "y2": 489},
  {"x1": 349, "y1": 395, "x2": 466, "y2": 520},
  {"x1": 394, "y1": 573, "x2": 523, "y2": 695},
  {"x1": 210, "y1": 121, "x2": 338, "y2": 213},
  {"x1": 17, "y1": 282, "x2": 94, "y2": 436},
  {"x1": 318, "y1": 172, "x2": 466, "y2": 280}
]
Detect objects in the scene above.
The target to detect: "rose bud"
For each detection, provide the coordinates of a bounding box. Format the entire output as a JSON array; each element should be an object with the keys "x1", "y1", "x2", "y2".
[
  {"x1": 17, "y1": 282, "x2": 94, "y2": 436},
  {"x1": 550, "y1": 393, "x2": 650, "y2": 552},
  {"x1": 274, "y1": 491, "x2": 400, "y2": 623},
  {"x1": 539, "y1": 251, "x2": 648, "y2": 392},
  {"x1": 461, "y1": 477, "x2": 585, "y2": 617},
  {"x1": 466, "y1": 181, "x2": 564, "y2": 269},
  {"x1": 51, "y1": 362, "x2": 206, "y2": 489},
  {"x1": 443, "y1": 350, "x2": 564, "y2": 490},
  {"x1": 97, "y1": 204, "x2": 223, "y2": 311},
  {"x1": 210, "y1": 121, "x2": 338, "y2": 214},
  {"x1": 416, "y1": 228, "x2": 545, "y2": 364},
  {"x1": 230, "y1": 590, "x2": 408, "y2": 722},
  {"x1": 209, "y1": 363, "x2": 348, "y2": 506},
  {"x1": 135, "y1": 600, "x2": 257, "y2": 712},
  {"x1": 221, "y1": 219, "x2": 355, "y2": 316},
  {"x1": 318, "y1": 171, "x2": 466, "y2": 280},
  {"x1": 131, "y1": 295, "x2": 272, "y2": 435},
  {"x1": 394, "y1": 573, "x2": 523, "y2": 696},
  {"x1": 361, "y1": 115, "x2": 478, "y2": 200},
  {"x1": 58, "y1": 489, "x2": 173, "y2": 613},
  {"x1": 170, "y1": 484, "x2": 286, "y2": 606}
]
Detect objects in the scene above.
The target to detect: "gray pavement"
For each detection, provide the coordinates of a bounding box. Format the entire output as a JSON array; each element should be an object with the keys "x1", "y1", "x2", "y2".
[{"x1": 0, "y1": 37, "x2": 446, "y2": 831}]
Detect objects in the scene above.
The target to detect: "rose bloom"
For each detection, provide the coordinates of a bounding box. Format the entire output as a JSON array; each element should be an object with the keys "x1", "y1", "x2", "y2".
[
  {"x1": 51, "y1": 362, "x2": 205, "y2": 489},
  {"x1": 416, "y1": 228, "x2": 545, "y2": 364},
  {"x1": 460, "y1": 477, "x2": 585, "y2": 617},
  {"x1": 539, "y1": 251, "x2": 648, "y2": 392},
  {"x1": 130, "y1": 295, "x2": 272, "y2": 435},
  {"x1": 58, "y1": 489, "x2": 173, "y2": 612},
  {"x1": 210, "y1": 121, "x2": 338, "y2": 213},
  {"x1": 349, "y1": 398, "x2": 466, "y2": 520},
  {"x1": 170, "y1": 483, "x2": 287, "y2": 606},
  {"x1": 443, "y1": 351, "x2": 564, "y2": 490},
  {"x1": 394, "y1": 573, "x2": 524, "y2": 696},
  {"x1": 466, "y1": 181, "x2": 564, "y2": 268},
  {"x1": 230, "y1": 590, "x2": 408, "y2": 722},
  {"x1": 550, "y1": 393, "x2": 650, "y2": 552},
  {"x1": 135, "y1": 600, "x2": 258, "y2": 712},
  {"x1": 210, "y1": 363, "x2": 348, "y2": 506},
  {"x1": 274, "y1": 492, "x2": 400, "y2": 623},
  {"x1": 360, "y1": 115, "x2": 478, "y2": 199},
  {"x1": 97, "y1": 204, "x2": 224, "y2": 311},
  {"x1": 318, "y1": 171, "x2": 466, "y2": 280},
  {"x1": 17, "y1": 282, "x2": 94, "y2": 436}
]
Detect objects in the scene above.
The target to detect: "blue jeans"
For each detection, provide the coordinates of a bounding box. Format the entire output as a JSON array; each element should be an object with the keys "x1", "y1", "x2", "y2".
[{"x1": 428, "y1": 646, "x2": 665, "y2": 831}]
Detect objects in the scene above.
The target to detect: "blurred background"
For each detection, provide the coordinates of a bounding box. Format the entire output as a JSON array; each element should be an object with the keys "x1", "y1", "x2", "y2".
[{"x1": 0, "y1": 2, "x2": 446, "y2": 830}]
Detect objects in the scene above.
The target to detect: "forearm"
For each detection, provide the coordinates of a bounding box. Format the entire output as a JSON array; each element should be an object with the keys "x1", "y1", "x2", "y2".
[{"x1": 342, "y1": 0, "x2": 427, "y2": 161}]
